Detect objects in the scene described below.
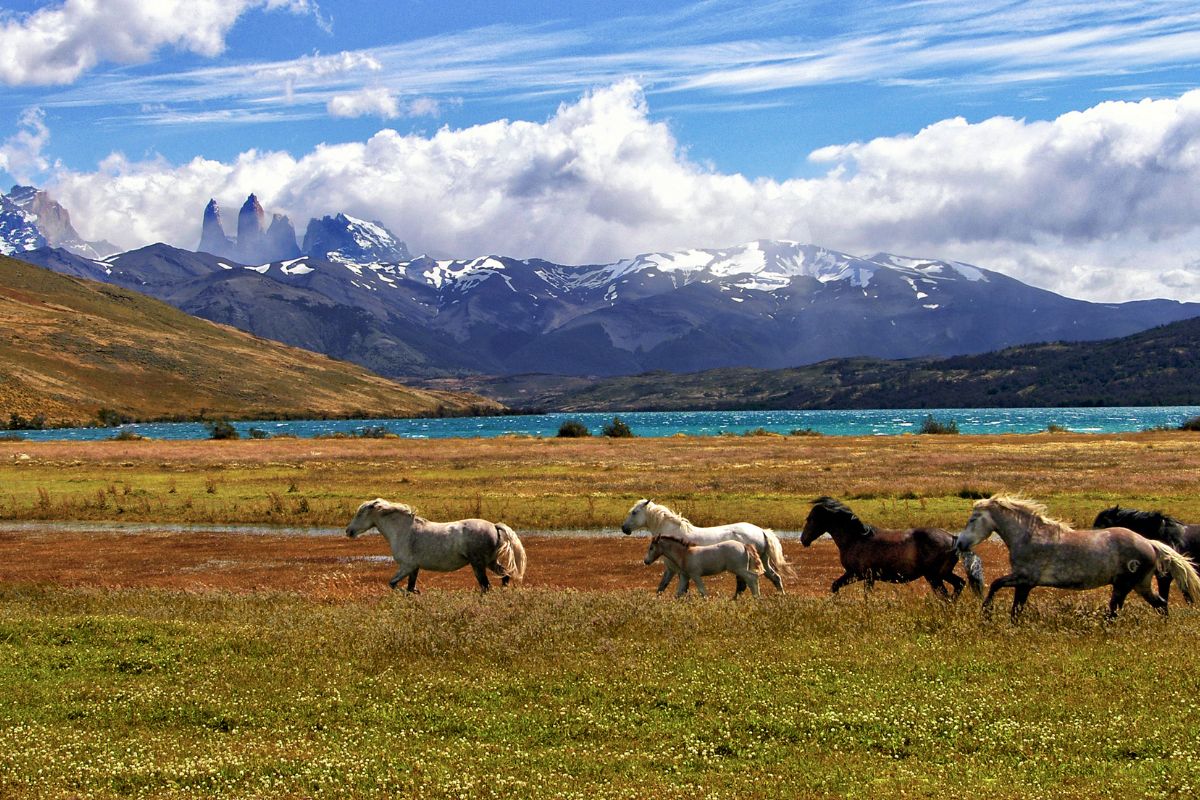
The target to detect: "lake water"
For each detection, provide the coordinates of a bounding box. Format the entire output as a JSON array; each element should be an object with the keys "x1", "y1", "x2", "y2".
[{"x1": 6, "y1": 406, "x2": 1199, "y2": 442}]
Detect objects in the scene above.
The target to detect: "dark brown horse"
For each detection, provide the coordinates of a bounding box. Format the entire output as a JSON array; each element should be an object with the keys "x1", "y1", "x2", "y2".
[
  {"x1": 800, "y1": 497, "x2": 983, "y2": 598},
  {"x1": 1093, "y1": 506, "x2": 1200, "y2": 604}
]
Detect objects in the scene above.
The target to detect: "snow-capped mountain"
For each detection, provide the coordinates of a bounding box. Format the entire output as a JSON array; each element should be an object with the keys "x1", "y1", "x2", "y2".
[
  {"x1": 20, "y1": 236, "x2": 1200, "y2": 379},
  {"x1": 0, "y1": 185, "x2": 117, "y2": 259}
]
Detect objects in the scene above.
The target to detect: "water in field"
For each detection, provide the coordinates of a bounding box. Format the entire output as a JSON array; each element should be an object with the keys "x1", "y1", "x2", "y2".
[{"x1": 6, "y1": 406, "x2": 1199, "y2": 442}]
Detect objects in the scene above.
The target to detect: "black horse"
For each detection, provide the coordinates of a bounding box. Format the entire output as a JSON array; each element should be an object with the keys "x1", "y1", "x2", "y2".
[
  {"x1": 1093, "y1": 506, "x2": 1200, "y2": 603},
  {"x1": 801, "y1": 497, "x2": 984, "y2": 599}
]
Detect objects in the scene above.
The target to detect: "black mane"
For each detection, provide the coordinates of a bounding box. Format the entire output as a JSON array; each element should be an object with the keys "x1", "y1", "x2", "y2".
[
  {"x1": 810, "y1": 496, "x2": 874, "y2": 537},
  {"x1": 1094, "y1": 505, "x2": 1186, "y2": 546}
]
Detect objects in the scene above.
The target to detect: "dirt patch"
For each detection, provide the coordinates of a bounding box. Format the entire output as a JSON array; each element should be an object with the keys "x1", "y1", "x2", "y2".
[{"x1": 0, "y1": 527, "x2": 1012, "y2": 601}]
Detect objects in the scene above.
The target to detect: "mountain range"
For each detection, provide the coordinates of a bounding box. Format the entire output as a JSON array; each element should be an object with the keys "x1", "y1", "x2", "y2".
[{"x1": 7, "y1": 190, "x2": 1200, "y2": 385}]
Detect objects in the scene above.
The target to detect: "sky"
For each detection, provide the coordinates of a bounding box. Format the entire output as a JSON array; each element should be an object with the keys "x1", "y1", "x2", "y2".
[{"x1": 3, "y1": 0, "x2": 1200, "y2": 301}]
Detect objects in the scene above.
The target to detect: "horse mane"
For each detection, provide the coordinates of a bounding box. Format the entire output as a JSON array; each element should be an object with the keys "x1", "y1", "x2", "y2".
[
  {"x1": 979, "y1": 495, "x2": 1072, "y2": 535},
  {"x1": 644, "y1": 501, "x2": 694, "y2": 532},
  {"x1": 372, "y1": 499, "x2": 415, "y2": 517},
  {"x1": 810, "y1": 496, "x2": 874, "y2": 537},
  {"x1": 1098, "y1": 506, "x2": 1182, "y2": 528},
  {"x1": 652, "y1": 533, "x2": 693, "y2": 548}
]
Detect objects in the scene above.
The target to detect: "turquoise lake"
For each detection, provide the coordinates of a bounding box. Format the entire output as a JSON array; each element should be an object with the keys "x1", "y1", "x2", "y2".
[{"x1": 7, "y1": 406, "x2": 1200, "y2": 441}]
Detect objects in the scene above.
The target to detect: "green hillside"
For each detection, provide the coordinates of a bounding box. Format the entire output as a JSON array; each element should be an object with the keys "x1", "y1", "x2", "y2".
[
  {"x1": 0, "y1": 255, "x2": 503, "y2": 426},
  {"x1": 446, "y1": 316, "x2": 1200, "y2": 411}
]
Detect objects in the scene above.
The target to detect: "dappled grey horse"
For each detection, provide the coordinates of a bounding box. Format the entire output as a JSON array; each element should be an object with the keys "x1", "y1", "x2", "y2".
[
  {"x1": 957, "y1": 495, "x2": 1200, "y2": 620},
  {"x1": 345, "y1": 498, "x2": 526, "y2": 592}
]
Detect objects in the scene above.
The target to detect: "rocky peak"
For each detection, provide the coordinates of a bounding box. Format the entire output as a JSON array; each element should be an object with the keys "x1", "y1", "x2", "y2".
[
  {"x1": 266, "y1": 213, "x2": 300, "y2": 260},
  {"x1": 301, "y1": 213, "x2": 410, "y2": 263},
  {"x1": 198, "y1": 198, "x2": 235, "y2": 258}
]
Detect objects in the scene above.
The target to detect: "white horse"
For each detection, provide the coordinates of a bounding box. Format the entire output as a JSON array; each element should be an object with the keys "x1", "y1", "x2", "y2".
[
  {"x1": 345, "y1": 498, "x2": 526, "y2": 592},
  {"x1": 644, "y1": 534, "x2": 764, "y2": 598},
  {"x1": 621, "y1": 499, "x2": 790, "y2": 593}
]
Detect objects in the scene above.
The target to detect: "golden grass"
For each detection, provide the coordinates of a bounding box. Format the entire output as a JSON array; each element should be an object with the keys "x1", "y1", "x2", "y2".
[{"x1": 1, "y1": 430, "x2": 1198, "y2": 530}]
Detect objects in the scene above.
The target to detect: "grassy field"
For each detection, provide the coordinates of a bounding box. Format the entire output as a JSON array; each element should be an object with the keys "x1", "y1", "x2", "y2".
[
  {"x1": 2, "y1": 431, "x2": 1199, "y2": 531},
  {"x1": 1, "y1": 587, "x2": 1198, "y2": 799},
  {"x1": 3, "y1": 432, "x2": 1200, "y2": 798}
]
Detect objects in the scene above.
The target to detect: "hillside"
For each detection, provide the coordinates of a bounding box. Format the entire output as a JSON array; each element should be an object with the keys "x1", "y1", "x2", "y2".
[
  {"x1": 0, "y1": 255, "x2": 502, "y2": 426},
  {"x1": 432, "y1": 316, "x2": 1200, "y2": 411}
]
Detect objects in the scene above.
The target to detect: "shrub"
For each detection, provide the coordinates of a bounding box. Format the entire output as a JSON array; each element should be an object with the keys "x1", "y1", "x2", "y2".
[
  {"x1": 248, "y1": 428, "x2": 270, "y2": 439},
  {"x1": 96, "y1": 408, "x2": 133, "y2": 427},
  {"x1": 110, "y1": 430, "x2": 146, "y2": 441},
  {"x1": 206, "y1": 420, "x2": 240, "y2": 440},
  {"x1": 601, "y1": 416, "x2": 634, "y2": 438},
  {"x1": 789, "y1": 427, "x2": 822, "y2": 437},
  {"x1": 0, "y1": 433, "x2": 25, "y2": 442},
  {"x1": 1046, "y1": 423, "x2": 1069, "y2": 433},
  {"x1": 557, "y1": 419, "x2": 591, "y2": 438},
  {"x1": 1180, "y1": 416, "x2": 1200, "y2": 432},
  {"x1": 957, "y1": 487, "x2": 990, "y2": 500},
  {"x1": 5, "y1": 413, "x2": 45, "y2": 431},
  {"x1": 918, "y1": 415, "x2": 959, "y2": 435},
  {"x1": 354, "y1": 425, "x2": 394, "y2": 439}
]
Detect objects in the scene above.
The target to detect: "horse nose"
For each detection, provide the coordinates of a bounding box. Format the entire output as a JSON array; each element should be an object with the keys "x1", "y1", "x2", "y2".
[
  {"x1": 621, "y1": 525, "x2": 632, "y2": 535},
  {"x1": 345, "y1": 527, "x2": 356, "y2": 538}
]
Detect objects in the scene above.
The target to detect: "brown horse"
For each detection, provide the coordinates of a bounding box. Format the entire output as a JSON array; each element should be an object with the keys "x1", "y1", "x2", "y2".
[{"x1": 800, "y1": 497, "x2": 983, "y2": 598}]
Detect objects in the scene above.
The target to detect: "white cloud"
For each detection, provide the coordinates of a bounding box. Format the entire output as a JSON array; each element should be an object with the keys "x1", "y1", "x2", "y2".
[
  {"x1": 0, "y1": 108, "x2": 50, "y2": 182},
  {"x1": 327, "y1": 87, "x2": 400, "y2": 119},
  {"x1": 42, "y1": 81, "x2": 1200, "y2": 302},
  {"x1": 0, "y1": 0, "x2": 321, "y2": 86}
]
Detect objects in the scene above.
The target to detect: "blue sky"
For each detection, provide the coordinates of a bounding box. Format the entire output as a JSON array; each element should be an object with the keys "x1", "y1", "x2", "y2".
[{"x1": 3, "y1": 1, "x2": 1200, "y2": 300}]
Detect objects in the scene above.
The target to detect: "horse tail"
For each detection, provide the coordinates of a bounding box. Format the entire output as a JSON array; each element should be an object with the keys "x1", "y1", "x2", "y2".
[
  {"x1": 745, "y1": 541, "x2": 765, "y2": 575},
  {"x1": 762, "y1": 529, "x2": 794, "y2": 578},
  {"x1": 494, "y1": 523, "x2": 527, "y2": 583},
  {"x1": 959, "y1": 548, "x2": 985, "y2": 597},
  {"x1": 1149, "y1": 540, "x2": 1200, "y2": 603}
]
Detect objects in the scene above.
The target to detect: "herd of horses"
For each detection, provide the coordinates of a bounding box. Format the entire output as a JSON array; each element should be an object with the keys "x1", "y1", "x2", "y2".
[{"x1": 343, "y1": 495, "x2": 1200, "y2": 620}]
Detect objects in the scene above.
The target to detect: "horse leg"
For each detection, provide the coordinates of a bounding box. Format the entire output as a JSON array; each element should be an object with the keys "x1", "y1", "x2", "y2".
[
  {"x1": 471, "y1": 562, "x2": 492, "y2": 593},
  {"x1": 657, "y1": 565, "x2": 676, "y2": 594},
  {"x1": 982, "y1": 574, "x2": 1019, "y2": 616},
  {"x1": 944, "y1": 572, "x2": 966, "y2": 600},
  {"x1": 762, "y1": 560, "x2": 784, "y2": 593},
  {"x1": 1107, "y1": 575, "x2": 1141, "y2": 619},
  {"x1": 831, "y1": 571, "x2": 859, "y2": 594},
  {"x1": 406, "y1": 568, "x2": 420, "y2": 594},
  {"x1": 389, "y1": 566, "x2": 415, "y2": 591},
  {"x1": 925, "y1": 575, "x2": 951, "y2": 601},
  {"x1": 675, "y1": 575, "x2": 690, "y2": 598},
  {"x1": 1135, "y1": 574, "x2": 1168, "y2": 616},
  {"x1": 487, "y1": 560, "x2": 511, "y2": 587},
  {"x1": 1156, "y1": 572, "x2": 1173, "y2": 606},
  {"x1": 735, "y1": 576, "x2": 746, "y2": 595},
  {"x1": 693, "y1": 576, "x2": 709, "y2": 598},
  {"x1": 1010, "y1": 585, "x2": 1032, "y2": 622}
]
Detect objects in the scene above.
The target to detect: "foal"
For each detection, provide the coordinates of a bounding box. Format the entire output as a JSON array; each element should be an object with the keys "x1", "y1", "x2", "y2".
[{"x1": 643, "y1": 534, "x2": 764, "y2": 598}]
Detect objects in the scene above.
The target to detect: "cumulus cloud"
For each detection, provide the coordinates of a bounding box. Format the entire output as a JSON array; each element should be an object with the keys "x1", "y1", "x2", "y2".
[
  {"x1": 327, "y1": 87, "x2": 400, "y2": 119},
  {"x1": 0, "y1": 0, "x2": 321, "y2": 86},
  {"x1": 0, "y1": 108, "x2": 51, "y2": 183},
  {"x1": 41, "y1": 81, "x2": 1200, "y2": 302}
]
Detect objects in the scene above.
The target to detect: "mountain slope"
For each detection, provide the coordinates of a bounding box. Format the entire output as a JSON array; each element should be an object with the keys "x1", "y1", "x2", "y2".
[
  {"x1": 438, "y1": 316, "x2": 1200, "y2": 411},
  {"x1": 0, "y1": 255, "x2": 502, "y2": 426}
]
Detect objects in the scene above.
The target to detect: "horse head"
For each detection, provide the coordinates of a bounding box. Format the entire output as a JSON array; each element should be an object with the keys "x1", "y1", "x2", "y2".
[
  {"x1": 957, "y1": 500, "x2": 998, "y2": 552},
  {"x1": 345, "y1": 498, "x2": 412, "y2": 537},
  {"x1": 622, "y1": 498, "x2": 652, "y2": 535},
  {"x1": 801, "y1": 497, "x2": 869, "y2": 546}
]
